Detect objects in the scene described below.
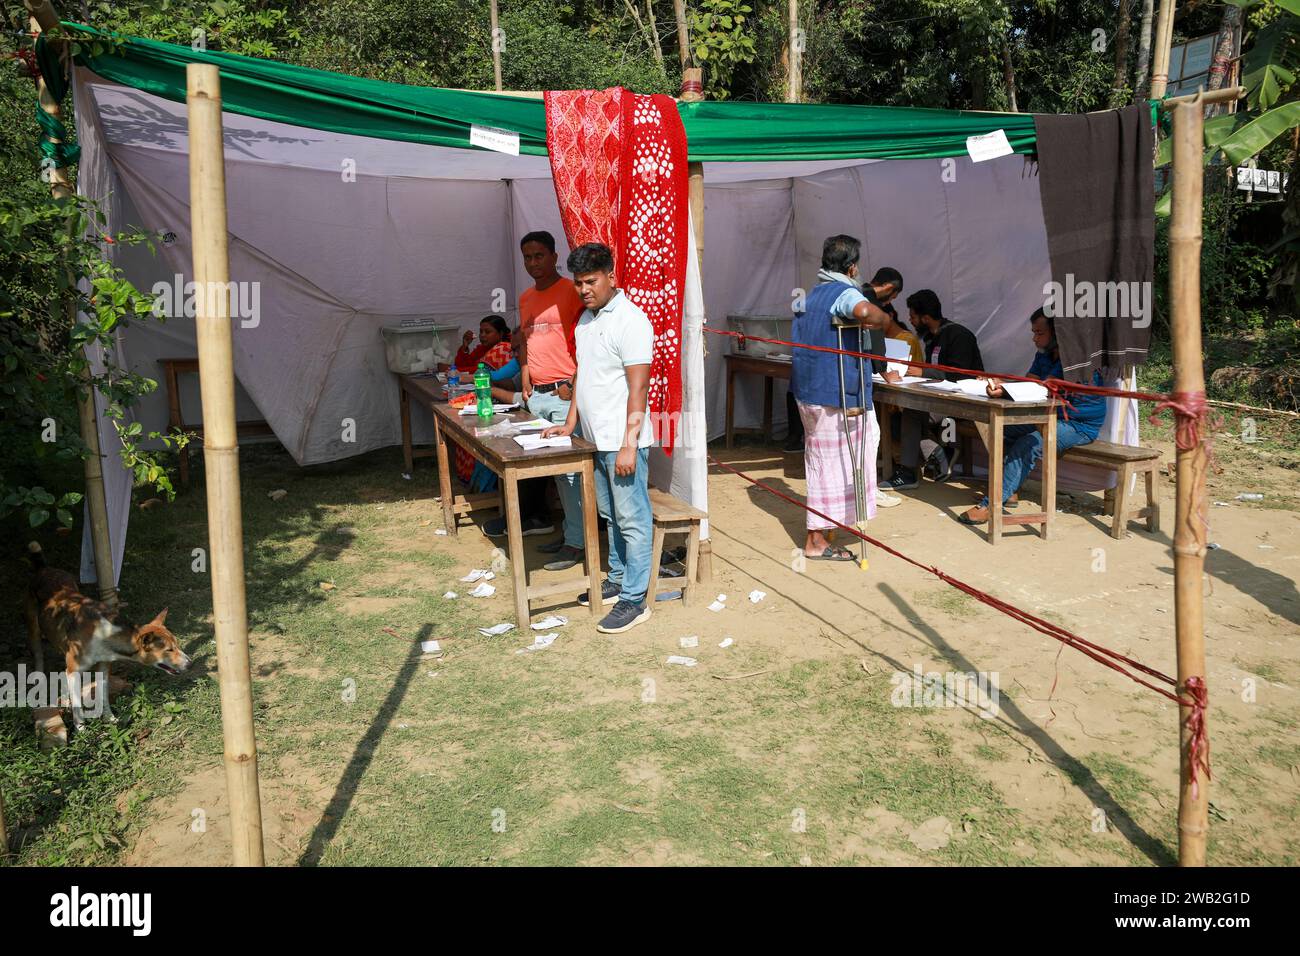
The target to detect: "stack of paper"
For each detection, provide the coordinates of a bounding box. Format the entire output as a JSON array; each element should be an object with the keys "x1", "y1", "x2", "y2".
[
  {"x1": 514, "y1": 434, "x2": 572, "y2": 450},
  {"x1": 459, "y1": 402, "x2": 518, "y2": 415},
  {"x1": 1001, "y1": 381, "x2": 1050, "y2": 402}
]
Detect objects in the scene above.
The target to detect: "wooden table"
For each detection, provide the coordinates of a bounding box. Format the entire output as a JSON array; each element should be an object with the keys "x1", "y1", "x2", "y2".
[
  {"x1": 874, "y1": 379, "x2": 1058, "y2": 545},
  {"x1": 399, "y1": 374, "x2": 603, "y2": 626},
  {"x1": 158, "y1": 357, "x2": 273, "y2": 486},
  {"x1": 724, "y1": 353, "x2": 791, "y2": 448}
]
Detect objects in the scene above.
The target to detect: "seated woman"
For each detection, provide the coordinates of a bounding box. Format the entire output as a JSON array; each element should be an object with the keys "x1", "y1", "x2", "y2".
[
  {"x1": 450, "y1": 315, "x2": 513, "y2": 493},
  {"x1": 960, "y1": 308, "x2": 1107, "y2": 525},
  {"x1": 439, "y1": 315, "x2": 506, "y2": 373}
]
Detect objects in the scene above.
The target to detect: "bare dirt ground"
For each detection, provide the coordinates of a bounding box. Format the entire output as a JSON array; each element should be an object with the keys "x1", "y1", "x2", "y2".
[{"x1": 111, "y1": 426, "x2": 1298, "y2": 867}]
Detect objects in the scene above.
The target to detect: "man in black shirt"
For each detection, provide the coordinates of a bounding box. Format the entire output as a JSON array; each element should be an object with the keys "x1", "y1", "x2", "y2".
[{"x1": 886, "y1": 289, "x2": 984, "y2": 490}]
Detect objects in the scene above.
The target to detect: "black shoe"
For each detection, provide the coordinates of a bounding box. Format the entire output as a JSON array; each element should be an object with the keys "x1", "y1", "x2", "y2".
[
  {"x1": 886, "y1": 466, "x2": 919, "y2": 491},
  {"x1": 925, "y1": 446, "x2": 960, "y2": 483},
  {"x1": 521, "y1": 517, "x2": 555, "y2": 537},
  {"x1": 483, "y1": 516, "x2": 507, "y2": 538},
  {"x1": 536, "y1": 537, "x2": 567, "y2": 554},
  {"x1": 579, "y1": 578, "x2": 621, "y2": 607},
  {"x1": 596, "y1": 599, "x2": 651, "y2": 634},
  {"x1": 543, "y1": 545, "x2": 584, "y2": 572}
]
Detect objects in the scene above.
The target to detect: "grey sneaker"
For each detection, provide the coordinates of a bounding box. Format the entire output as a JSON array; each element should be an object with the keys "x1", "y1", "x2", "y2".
[
  {"x1": 596, "y1": 599, "x2": 651, "y2": 634},
  {"x1": 543, "y1": 545, "x2": 584, "y2": 572},
  {"x1": 521, "y1": 517, "x2": 555, "y2": 537},
  {"x1": 579, "y1": 578, "x2": 621, "y2": 607}
]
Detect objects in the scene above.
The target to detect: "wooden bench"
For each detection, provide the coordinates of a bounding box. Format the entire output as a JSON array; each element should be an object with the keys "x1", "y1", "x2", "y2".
[
  {"x1": 953, "y1": 424, "x2": 1162, "y2": 539},
  {"x1": 646, "y1": 488, "x2": 706, "y2": 606}
]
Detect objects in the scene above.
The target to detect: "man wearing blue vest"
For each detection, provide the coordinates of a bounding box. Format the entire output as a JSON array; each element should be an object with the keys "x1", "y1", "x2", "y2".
[{"x1": 790, "y1": 235, "x2": 897, "y2": 561}]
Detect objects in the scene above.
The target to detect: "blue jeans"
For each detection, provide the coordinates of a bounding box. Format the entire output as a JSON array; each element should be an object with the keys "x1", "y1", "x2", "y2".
[
  {"x1": 527, "y1": 389, "x2": 584, "y2": 549},
  {"x1": 981, "y1": 421, "x2": 1096, "y2": 506},
  {"x1": 593, "y1": 446, "x2": 652, "y2": 606}
]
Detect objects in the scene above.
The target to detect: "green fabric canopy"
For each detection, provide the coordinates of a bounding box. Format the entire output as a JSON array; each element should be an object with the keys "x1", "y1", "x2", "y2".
[{"x1": 69, "y1": 24, "x2": 1049, "y2": 162}]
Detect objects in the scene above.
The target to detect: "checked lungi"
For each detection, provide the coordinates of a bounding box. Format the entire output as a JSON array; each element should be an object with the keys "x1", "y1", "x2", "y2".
[{"x1": 797, "y1": 401, "x2": 879, "y2": 531}]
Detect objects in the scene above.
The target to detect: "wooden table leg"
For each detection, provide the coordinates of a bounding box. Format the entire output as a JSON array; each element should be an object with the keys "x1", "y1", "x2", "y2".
[
  {"x1": 399, "y1": 381, "x2": 413, "y2": 474},
  {"x1": 165, "y1": 362, "x2": 188, "y2": 487},
  {"x1": 763, "y1": 375, "x2": 773, "y2": 441},
  {"x1": 503, "y1": 470, "x2": 530, "y2": 629},
  {"x1": 433, "y1": 414, "x2": 456, "y2": 535},
  {"x1": 988, "y1": 411, "x2": 1004, "y2": 545},
  {"x1": 580, "y1": 459, "x2": 602, "y2": 620},
  {"x1": 725, "y1": 365, "x2": 736, "y2": 450},
  {"x1": 879, "y1": 405, "x2": 895, "y2": 481},
  {"x1": 1040, "y1": 413, "x2": 1057, "y2": 540}
]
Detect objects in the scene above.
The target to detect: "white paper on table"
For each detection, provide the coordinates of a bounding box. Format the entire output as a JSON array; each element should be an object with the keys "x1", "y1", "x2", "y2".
[
  {"x1": 874, "y1": 373, "x2": 929, "y2": 385},
  {"x1": 460, "y1": 569, "x2": 495, "y2": 583},
  {"x1": 1001, "y1": 381, "x2": 1050, "y2": 403},
  {"x1": 666, "y1": 655, "x2": 698, "y2": 667},
  {"x1": 459, "y1": 403, "x2": 518, "y2": 415},
  {"x1": 514, "y1": 418, "x2": 552, "y2": 431},
  {"x1": 884, "y1": 338, "x2": 912, "y2": 377},
  {"x1": 953, "y1": 378, "x2": 992, "y2": 398},
  {"x1": 531, "y1": 615, "x2": 568, "y2": 630},
  {"x1": 516, "y1": 633, "x2": 558, "y2": 654},
  {"x1": 966, "y1": 129, "x2": 1013, "y2": 162},
  {"x1": 469, "y1": 581, "x2": 496, "y2": 598},
  {"x1": 478, "y1": 622, "x2": 514, "y2": 636},
  {"x1": 919, "y1": 379, "x2": 964, "y2": 392},
  {"x1": 514, "y1": 434, "x2": 572, "y2": 450}
]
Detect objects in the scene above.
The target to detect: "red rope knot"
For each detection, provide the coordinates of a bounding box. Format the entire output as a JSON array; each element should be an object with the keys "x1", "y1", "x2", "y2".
[
  {"x1": 680, "y1": 78, "x2": 703, "y2": 95},
  {"x1": 1182, "y1": 675, "x2": 1211, "y2": 799},
  {"x1": 1042, "y1": 378, "x2": 1077, "y2": 420},
  {"x1": 1150, "y1": 390, "x2": 1209, "y2": 451}
]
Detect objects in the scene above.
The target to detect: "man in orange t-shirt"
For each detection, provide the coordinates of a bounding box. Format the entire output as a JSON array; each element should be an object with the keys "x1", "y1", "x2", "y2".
[{"x1": 483, "y1": 231, "x2": 587, "y2": 570}]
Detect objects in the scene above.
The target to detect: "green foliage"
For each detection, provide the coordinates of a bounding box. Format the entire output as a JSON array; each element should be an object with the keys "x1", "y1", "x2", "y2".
[{"x1": 690, "y1": 0, "x2": 756, "y2": 99}]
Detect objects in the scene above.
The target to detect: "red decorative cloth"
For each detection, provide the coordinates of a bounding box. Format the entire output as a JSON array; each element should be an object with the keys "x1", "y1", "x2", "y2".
[{"x1": 543, "y1": 88, "x2": 689, "y2": 452}]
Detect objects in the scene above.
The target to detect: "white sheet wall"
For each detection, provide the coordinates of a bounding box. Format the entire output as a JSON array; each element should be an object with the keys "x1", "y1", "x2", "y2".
[{"x1": 73, "y1": 71, "x2": 1136, "y2": 586}]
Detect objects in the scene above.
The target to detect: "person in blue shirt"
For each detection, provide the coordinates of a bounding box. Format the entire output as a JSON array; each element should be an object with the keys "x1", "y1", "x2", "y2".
[
  {"x1": 790, "y1": 235, "x2": 895, "y2": 561},
  {"x1": 960, "y1": 308, "x2": 1107, "y2": 525}
]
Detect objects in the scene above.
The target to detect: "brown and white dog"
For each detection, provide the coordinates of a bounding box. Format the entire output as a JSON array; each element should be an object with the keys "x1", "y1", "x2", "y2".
[{"x1": 22, "y1": 542, "x2": 191, "y2": 728}]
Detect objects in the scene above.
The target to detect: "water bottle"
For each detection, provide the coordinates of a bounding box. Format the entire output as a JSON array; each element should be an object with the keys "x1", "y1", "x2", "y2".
[
  {"x1": 447, "y1": 367, "x2": 460, "y2": 391},
  {"x1": 474, "y1": 363, "x2": 493, "y2": 421}
]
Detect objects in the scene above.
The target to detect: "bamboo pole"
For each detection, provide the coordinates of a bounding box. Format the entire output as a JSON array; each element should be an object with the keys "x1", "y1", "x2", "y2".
[
  {"x1": 186, "y1": 64, "x2": 265, "y2": 867},
  {"x1": 786, "y1": 0, "x2": 801, "y2": 104},
  {"x1": 25, "y1": 0, "x2": 119, "y2": 607},
  {"x1": 1150, "y1": 0, "x2": 1176, "y2": 99},
  {"x1": 1169, "y1": 93, "x2": 1210, "y2": 867},
  {"x1": 489, "y1": 0, "x2": 504, "y2": 92},
  {"x1": 679, "y1": 67, "x2": 712, "y2": 584}
]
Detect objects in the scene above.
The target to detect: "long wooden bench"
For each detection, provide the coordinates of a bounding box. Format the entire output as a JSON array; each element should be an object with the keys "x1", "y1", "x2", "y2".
[{"x1": 953, "y1": 424, "x2": 1162, "y2": 539}]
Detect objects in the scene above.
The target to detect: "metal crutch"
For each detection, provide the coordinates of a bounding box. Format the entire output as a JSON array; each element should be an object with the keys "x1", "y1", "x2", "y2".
[{"x1": 834, "y1": 322, "x2": 869, "y2": 570}]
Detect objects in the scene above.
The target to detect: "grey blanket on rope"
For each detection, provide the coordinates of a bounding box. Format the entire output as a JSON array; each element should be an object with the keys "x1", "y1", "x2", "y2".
[{"x1": 1034, "y1": 104, "x2": 1155, "y2": 382}]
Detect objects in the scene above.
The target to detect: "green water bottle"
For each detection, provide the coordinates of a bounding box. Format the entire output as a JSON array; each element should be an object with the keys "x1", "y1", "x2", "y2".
[{"x1": 474, "y1": 363, "x2": 493, "y2": 421}]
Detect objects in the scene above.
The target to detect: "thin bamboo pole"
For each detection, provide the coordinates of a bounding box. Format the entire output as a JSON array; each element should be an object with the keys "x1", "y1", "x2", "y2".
[
  {"x1": 786, "y1": 0, "x2": 801, "y2": 104},
  {"x1": 1169, "y1": 93, "x2": 1210, "y2": 867},
  {"x1": 25, "y1": 0, "x2": 118, "y2": 607},
  {"x1": 679, "y1": 67, "x2": 712, "y2": 584},
  {"x1": 1150, "y1": 0, "x2": 1176, "y2": 99},
  {"x1": 489, "y1": 0, "x2": 504, "y2": 92},
  {"x1": 672, "y1": 0, "x2": 691, "y2": 70},
  {"x1": 186, "y1": 63, "x2": 265, "y2": 867}
]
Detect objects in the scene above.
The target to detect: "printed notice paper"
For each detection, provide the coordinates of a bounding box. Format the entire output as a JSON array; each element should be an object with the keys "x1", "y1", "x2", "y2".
[
  {"x1": 966, "y1": 129, "x2": 1013, "y2": 163},
  {"x1": 470, "y1": 124, "x2": 521, "y2": 156}
]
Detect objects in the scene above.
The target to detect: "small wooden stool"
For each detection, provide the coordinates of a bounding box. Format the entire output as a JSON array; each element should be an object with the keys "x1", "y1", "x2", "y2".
[{"x1": 646, "y1": 488, "x2": 707, "y2": 606}]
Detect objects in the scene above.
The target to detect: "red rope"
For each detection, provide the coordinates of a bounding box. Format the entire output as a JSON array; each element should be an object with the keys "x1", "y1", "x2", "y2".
[{"x1": 707, "y1": 454, "x2": 1211, "y2": 784}]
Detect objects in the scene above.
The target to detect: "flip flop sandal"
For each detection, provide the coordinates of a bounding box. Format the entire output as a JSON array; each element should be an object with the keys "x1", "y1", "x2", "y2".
[
  {"x1": 958, "y1": 510, "x2": 989, "y2": 526},
  {"x1": 807, "y1": 545, "x2": 856, "y2": 562}
]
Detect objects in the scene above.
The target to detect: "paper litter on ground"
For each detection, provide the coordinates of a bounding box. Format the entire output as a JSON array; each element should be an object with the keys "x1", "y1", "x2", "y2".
[
  {"x1": 469, "y1": 581, "x2": 496, "y2": 598},
  {"x1": 516, "y1": 633, "x2": 558, "y2": 654},
  {"x1": 666, "y1": 655, "x2": 698, "y2": 667},
  {"x1": 749, "y1": 590, "x2": 766, "y2": 604},
  {"x1": 478, "y1": 622, "x2": 514, "y2": 636},
  {"x1": 460, "y1": 569, "x2": 495, "y2": 582},
  {"x1": 679, "y1": 636, "x2": 699, "y2": 648},
  {"x1": 434, "y1": 528, "x2": 448, "y2": 535},
  {"x1": 531, "y1": 615, "x2": 568, "y2": 630},
  {"x1": 719, "y1": 638, "x2": 734, "y2": 649},
  {"x1": 420, "y1": 640, "x2": 441, "y2": 654},
  {"x1": 708, "y1": 600, "x2": 726, "y2": 612},
  {"x1": 443, "y1": 591, "x2": 458, "y2": 599}
]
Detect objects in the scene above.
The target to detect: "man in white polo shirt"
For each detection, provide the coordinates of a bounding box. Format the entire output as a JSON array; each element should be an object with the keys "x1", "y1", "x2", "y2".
[{"x1": 543, "y1": 242, "x2": 655, "y2": 634}]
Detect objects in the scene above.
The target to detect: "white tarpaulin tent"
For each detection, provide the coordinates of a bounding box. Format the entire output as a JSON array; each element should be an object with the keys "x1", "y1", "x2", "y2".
[{"x1": 72, "y1": 71, "x2": 1137, "y2": 585}]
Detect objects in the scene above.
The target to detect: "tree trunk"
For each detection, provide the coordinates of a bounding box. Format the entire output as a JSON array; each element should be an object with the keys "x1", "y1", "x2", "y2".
[
  {"x1": 786, "y1": 0, "x2": 802, "y2": 103},
  {"x1": 1205, "y1": 4, "x2": 1241, "y2": 117},
  {"x1": 672, "y1": 0, "x2": 691, "y2": 70},
  {"x1": 646, "y1": 1, "x2": 665, "y2": 69},
  {"x1": 1111, "y1": 0, "x2": 1133, "y2": 107},
  {"x1": 1002, "y1": 36, "x2": 1018, "y2": 111},
  {"x1": 1134, "y1": 0, "x2": 1154, "y2": 101}
]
